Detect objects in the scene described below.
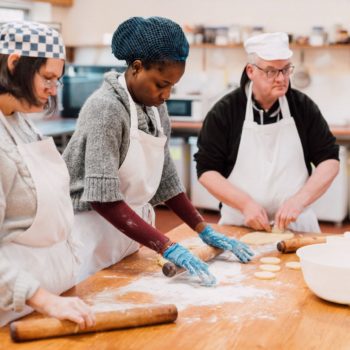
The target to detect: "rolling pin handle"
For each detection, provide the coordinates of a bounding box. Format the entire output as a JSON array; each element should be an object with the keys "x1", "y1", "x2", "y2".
[
  {"x1": 162, "y1": 262, "x2": 178, "y2": 277},
  {"x1": 277, "y1": 241, "x2": 286, "y2": 253}
]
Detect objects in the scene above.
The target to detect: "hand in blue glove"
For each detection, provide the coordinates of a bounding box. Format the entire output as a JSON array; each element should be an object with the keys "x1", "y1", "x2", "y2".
[
  {"x1": 163, "y1": 243, "x2": 216, "y2": 286},
  {"x1": 199, "y1": 225, "x2": 254, "y2": 263}
]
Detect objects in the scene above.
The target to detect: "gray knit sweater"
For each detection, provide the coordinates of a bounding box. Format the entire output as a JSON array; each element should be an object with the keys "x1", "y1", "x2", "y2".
[{"x1": 63, "y1": 72, "x2": 184, "y2": 212}]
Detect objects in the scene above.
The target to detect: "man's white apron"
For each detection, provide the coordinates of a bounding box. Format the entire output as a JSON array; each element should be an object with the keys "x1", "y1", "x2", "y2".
[{"x1": 219, "y1": 82, "x2": 320, "y2": 233}]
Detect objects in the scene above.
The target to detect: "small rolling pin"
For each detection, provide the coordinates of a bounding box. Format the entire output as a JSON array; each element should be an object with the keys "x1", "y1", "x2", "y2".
[
  {"x1": 10, "y1": 304, "x2": 177, "y2": 342},
  {"x1": 161, "y1": 244, "x2": 223, "y2": 277},
  {"x1": 277, "y1": 236, "x2": 327, "y2": 253}
]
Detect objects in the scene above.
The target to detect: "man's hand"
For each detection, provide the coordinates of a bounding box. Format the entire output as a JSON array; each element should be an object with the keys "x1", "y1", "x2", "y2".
[
  {"x1": 274, "y1": 196, "x2": 304, "y2": 231},
  {"x1": 242, "y1": 200, "x2": 271, "y2": 232}
]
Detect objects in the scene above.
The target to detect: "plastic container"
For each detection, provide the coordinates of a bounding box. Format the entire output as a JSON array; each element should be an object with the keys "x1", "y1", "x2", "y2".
[{"x1": 297, "y1": 239, "x2": 350, "y2": 304}]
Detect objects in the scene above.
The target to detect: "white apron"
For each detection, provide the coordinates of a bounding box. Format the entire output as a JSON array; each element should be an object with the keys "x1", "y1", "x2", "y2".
[
  {"x1": 74, "y1": 73, "x2": 167, "y2": 281},
  {"x1": 219, "y1": 82, "x2": 320, "y2": 233},
  {"x1": 0, "y1": 113, "x2": 80, "y2": 326}
]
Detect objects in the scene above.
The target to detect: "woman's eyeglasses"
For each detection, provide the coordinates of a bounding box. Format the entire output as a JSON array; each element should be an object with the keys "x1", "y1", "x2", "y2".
[{"x1": 38, "y1": 74, "x2": 63, "y2": 89}]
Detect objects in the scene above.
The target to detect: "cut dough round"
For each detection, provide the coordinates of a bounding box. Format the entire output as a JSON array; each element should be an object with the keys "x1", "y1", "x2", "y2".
[
  {"x1": 240, "y1": 232, "x2": 294, "y2": 245},
  {"x1": 286, "y1": 261, "x2": 301, "y2": 270},
  {"x1": 259, "y1": 264, "x2": 281, "y2": 272},
  {"x1": 254, "y1": 271, "x2": 276, "y2": 280},
  {"x1": 260, "y1": 257, "x2": 281, "y2": 265}
]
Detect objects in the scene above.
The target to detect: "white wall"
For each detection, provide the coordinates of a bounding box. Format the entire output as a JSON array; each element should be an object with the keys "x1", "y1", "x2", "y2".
[
  {"x1": 52, "y1": 0, "x2": 350, "y2": 45},
  {"x1": 51, "y1": 0, "x2": 350, "y2": 124}
]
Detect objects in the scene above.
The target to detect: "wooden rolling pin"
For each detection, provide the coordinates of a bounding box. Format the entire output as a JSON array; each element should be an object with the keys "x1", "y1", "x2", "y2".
[
  {"x1": 277, "y1": 236, "x2": 327, "y2": 253},
  {"x1": 161, "y1": 244, "x2": 223, "y2": 277},
  {"x1": 10, "y1": 304, "x2": 177, "y2": 342}
]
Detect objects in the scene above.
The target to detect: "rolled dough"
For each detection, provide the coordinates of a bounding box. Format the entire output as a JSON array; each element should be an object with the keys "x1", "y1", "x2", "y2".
[
  {"x1": 285, "y1": 261, "x2": 301, "y2": 270},
  {"x1": 254, "y1": 271, "x2": 276, "y2": 280},
  {"x1": 259, "y1": 264, "x2": 281, "y2": 272},
  {"x1": 260, "y1": 257, "x2": 281, "y2": 265},
  {"x1": 272, "y1": 225, "x2": 285, "y2": 233},
  {"x1": 240, "y1": 231, "x2": 294, "y2": 245}
]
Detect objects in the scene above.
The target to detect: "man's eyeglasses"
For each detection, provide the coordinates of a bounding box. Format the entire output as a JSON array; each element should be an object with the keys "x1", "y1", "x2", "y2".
[
  {"x1": 38, "y1": 74, "x2": 63, "y2": 89},
  {"x1": 253, "y1": 64, "x2": 295, "y2": 80}
]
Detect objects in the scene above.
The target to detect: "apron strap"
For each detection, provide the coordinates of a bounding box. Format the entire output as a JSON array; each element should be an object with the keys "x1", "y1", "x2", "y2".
[
  {"x1": 22, "y1": 115, "x2": 44, "y2": 138},
  {"x1": 150, "y1": 107, "x2": 164, "y2": 136},
  {"x1": 119, "y1": 74, "x2": 164, "y2": 135},
  {"x1": 245, "y1": 81, "x2": 292, "y2": 123},
  {"x1": 245, "y1": 82, "x2": 254, "y2": 123},
  {"x1": 0, "y1": 112, "x2": 42, "y2": 145},
  {"x1": 278, "y1": 95, "x2": 292, "y2": 120},
  {"x1": 119, "y1": 73, "x2": 138, "y2": 130}
]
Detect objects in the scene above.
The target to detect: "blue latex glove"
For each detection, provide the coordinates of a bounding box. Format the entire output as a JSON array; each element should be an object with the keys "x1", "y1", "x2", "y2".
[
  {"x1": 163, "y1": 243, "x2": 216, "y2": 286},
  {"x1": 199, "y1": 225, "x2": 254, "y2": 263}
]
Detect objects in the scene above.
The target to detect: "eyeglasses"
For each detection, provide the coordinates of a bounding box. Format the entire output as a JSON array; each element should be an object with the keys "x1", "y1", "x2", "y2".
[
  {"x1": 253, "y1": 64, "x2": 295, "y2": 80},
  {"x1": 38, "y1": 74, "x2": 63, "y2": 89}
]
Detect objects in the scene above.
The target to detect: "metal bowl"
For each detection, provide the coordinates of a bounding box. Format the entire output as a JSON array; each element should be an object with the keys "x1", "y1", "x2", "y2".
[{"x1": 297, "y1": 243, "x2": 350, "y2": 305}]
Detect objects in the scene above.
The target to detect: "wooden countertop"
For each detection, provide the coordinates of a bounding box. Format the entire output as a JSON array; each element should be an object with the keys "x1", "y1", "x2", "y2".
[
  {"x1": 171, "y1": 120, "x2": 350, "y2": 141},
  {"x1": 32, "y1": 117, "x2": 350, "y2": 142},
  {"x1": 1, "y1": 224, "x2": 349, "y2": 350}
]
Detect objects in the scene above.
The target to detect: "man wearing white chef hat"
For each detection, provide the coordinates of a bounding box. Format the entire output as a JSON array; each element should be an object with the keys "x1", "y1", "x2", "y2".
[{"x1": 195, "y1": 32, "x2": 339, "y2": 233}]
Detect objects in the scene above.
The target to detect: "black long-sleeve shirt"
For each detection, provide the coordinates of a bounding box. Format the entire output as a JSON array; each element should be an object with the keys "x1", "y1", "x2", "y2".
[{"x1": 195, "y1": 70, "x2": 339, "y2": 179}]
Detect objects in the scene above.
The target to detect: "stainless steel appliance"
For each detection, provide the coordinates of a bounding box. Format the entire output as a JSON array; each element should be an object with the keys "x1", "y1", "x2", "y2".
[{"x1": 166, "y1": 95, "x2": 205, "y2": 121}]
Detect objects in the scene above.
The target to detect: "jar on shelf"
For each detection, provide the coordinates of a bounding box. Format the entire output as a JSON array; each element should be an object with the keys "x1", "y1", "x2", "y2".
[
  {"x1": 215, "y1": 27, "x2": 229, "y2": 45},
  {"x1": 251, "y1": 26, "x2": 264, "y2": 37},
  {"x1": 228, "y1": 25, "x2": 241, "y2": 44},
  {"x1": 309, "y1": 26, "x2": 327, "y2": 46}
]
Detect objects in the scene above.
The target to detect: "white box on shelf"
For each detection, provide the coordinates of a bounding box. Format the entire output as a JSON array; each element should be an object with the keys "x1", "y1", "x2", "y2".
[
  {"x1": 189, "y1": 137, "x2": 220, "y2": 211},
  {"x1": 312, "y1": 146, "x2": 348, "y2": 225},
  {"x1": 169, "y1": 137, "x2": 190, "y2": 194}
]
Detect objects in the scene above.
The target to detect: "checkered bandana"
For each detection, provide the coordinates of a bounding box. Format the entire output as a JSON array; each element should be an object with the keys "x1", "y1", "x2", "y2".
[{"x1": 0, "y1": 21, "x2": 65, "y2": 59}]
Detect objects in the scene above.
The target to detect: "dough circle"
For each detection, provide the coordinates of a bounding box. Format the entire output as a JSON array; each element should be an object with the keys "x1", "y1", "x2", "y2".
[
  {"x1": 260, "y1": 257, "x2": 281, "y2": 265},
  {"x1": 286, "y1": 261, "x2": 301, "y2": 270},
  {"x1": 271, "y1": 225, "x2": 292, "y2": 234},
  {"x1": 240, "y1": 232, "x2": 294, "y2": 245},
  {"x1": 254, "y1": 271, "x2": 276, "y2": 280},
  {"x1": 259, "y1": 264, "x2": 281, "y2": 272}
]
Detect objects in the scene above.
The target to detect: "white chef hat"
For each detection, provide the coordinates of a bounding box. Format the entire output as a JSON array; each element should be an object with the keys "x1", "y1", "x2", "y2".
[{"x1": 244, "y1": 32, "x2": 293, "y2": 60}]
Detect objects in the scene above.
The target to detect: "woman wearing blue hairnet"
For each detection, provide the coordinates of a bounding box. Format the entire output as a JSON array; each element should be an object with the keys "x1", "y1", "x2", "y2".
[{"x1": 63, "y1": 16, "x2": 253, "y2": 285}]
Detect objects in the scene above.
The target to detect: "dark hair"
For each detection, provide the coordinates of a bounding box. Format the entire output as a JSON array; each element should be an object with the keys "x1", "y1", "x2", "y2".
[
  {"x1": 0, "y1": 54, "x2": 58, "y2": 114},
  {"x1": 130, "y1": 59, "x2": 185, "y2": 72}
]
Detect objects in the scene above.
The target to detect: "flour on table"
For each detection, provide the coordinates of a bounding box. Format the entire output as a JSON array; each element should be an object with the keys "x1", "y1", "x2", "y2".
[
  {"x1": 88, "y1": 253, "x2": 274, "y2": 314},
  {"x1": 240, "y1": 232, "x2": 294, "y2": 245},
  {"x1": 254, "y1": 271, "x2": 276, "y2": 280}
]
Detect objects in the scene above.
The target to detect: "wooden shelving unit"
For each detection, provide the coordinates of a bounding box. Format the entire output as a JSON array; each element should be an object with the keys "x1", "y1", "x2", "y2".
[
  {"x1": 190, "y1": 43, "x2": 350, "y2": 49},
  {"x1": 189, "y1": 42, "x2": 350, "y2": 70},
  {"x1": 64, "y1": 42, "x2": 350, "y2": 66},
  {"x1": 35, "y1": 0, "x2": 74, "y2": 6}
]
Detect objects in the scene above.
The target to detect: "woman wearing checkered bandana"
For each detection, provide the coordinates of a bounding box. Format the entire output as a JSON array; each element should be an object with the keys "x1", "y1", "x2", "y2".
[{"x1": 0, "y1": 21, "x2": 95, "y2": 328}]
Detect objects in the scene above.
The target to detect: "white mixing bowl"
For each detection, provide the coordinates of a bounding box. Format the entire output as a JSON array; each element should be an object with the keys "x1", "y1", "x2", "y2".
[{"x1": 297, "y1": 243, "x2": 350, "y2": 305}]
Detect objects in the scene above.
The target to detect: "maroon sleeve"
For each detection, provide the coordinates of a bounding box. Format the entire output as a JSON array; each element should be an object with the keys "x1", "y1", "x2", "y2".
[
  {"x1": 164, "y1": 192, "x2": 204, "y2": 231},
  {"x1": 90, "y1": 201, "x2": 172, "y2": 254}
]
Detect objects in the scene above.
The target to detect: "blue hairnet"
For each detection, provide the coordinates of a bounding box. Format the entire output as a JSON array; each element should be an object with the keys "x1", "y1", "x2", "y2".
[{"x1": 111, "y1": 16, "x2": 189, "y2": 63}]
